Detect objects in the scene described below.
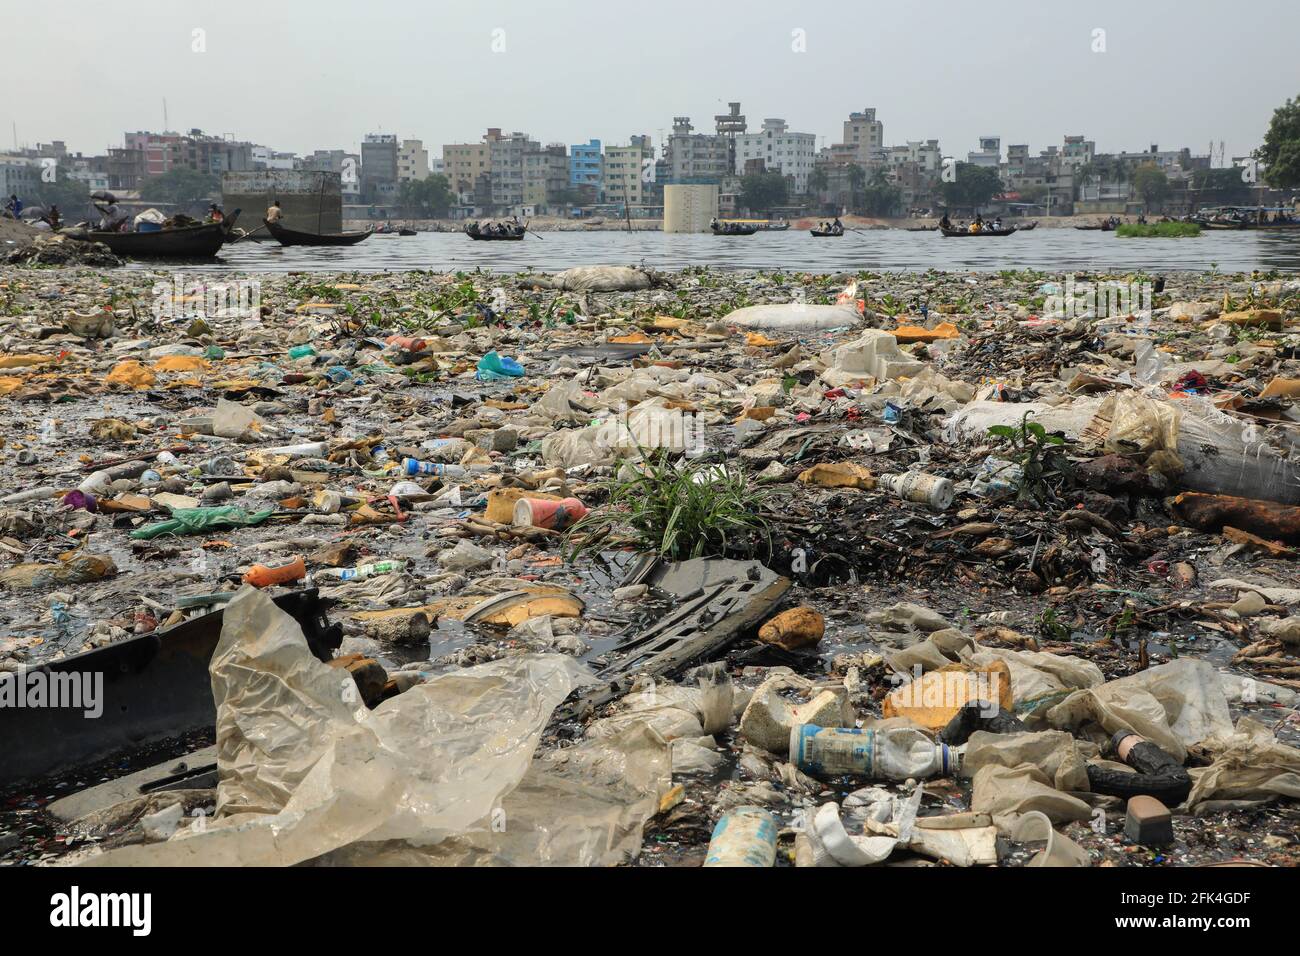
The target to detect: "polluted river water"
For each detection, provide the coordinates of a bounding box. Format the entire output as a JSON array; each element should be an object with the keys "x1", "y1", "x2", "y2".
[{"x1": 145, "y1": 226, "x2": 1300, "y2": 274}]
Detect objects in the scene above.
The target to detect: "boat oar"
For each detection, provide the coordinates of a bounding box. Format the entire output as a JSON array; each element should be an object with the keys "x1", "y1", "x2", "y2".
[{"x1": 229, "y1": 224, "x2": 268, "y2": 244}]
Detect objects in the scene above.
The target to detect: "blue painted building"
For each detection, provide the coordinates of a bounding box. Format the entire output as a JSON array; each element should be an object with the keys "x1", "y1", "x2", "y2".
[{"x1": 570, "y1": 139, "x2": 602, "y2": 188}]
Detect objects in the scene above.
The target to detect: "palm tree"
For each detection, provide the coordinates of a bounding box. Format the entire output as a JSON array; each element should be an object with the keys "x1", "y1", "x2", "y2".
[{"x1": 847, "y1": 165, "x2": 867, "y2": 212}]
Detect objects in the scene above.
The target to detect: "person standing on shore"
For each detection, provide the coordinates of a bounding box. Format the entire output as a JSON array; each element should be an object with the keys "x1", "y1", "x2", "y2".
[{"x1": 3, "y1": 194, "x2": 20, "y2": 219}]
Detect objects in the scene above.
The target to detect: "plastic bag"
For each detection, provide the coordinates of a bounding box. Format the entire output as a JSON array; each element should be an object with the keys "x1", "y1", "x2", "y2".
[
  {"x1": 1187, "y1": 717, "x2": 1300, "y2": 809},
  {"x1": 1044, "y1": 659, "x2": 1233, "y2": 762},
  {"x1": 129, "y1": 507, "x2": 273, "y2": 540},
  {"x1": 476, "y1": 351, "x2": 525, "y2": 381},
  {"x1": 87, "y1": 588, "x2": 597, "y2": 866},
  {"x1": 726, "y1": 303, "x2": 863, "y2": 332}
]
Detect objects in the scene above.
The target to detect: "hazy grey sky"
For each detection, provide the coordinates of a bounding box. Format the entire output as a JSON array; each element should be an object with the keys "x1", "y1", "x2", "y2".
[{"x1": 8, "y1": 0, "x2": 1297, "y2": 163}]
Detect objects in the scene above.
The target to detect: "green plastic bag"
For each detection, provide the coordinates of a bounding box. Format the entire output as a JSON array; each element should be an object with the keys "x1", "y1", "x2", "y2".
[{"x1": 130, "y1": 507, "x2": 274, "y2": 540}]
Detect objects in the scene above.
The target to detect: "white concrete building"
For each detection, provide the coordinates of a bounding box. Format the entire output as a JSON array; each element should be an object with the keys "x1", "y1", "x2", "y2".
[
  {"x1": 967, "y1": 136, "x2": 1001, "y2": 167},
  {"x1": 736, "y1": 119, "x2": 817, "y2": 192}
]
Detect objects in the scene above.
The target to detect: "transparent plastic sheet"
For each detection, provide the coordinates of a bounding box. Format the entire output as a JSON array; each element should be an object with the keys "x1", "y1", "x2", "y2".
[
  {"x1": 1097, "y1": 392, "x2": 1182, "y2": 456},
  {"x1": 1043, "y1": 659, "x2": 1234, "y2": 762},
  {"x1": 959, "y1": 645, "x2": 1105, "y2": 714},
  {"x1": 318, "y1": 719, "x2": 671, "y2": 866},
  {"x1": 85, "y1": 587, "x2": 597, "y2": 867},
  {"x1": 1186, "y1": 717, "x2": 1300, "y2": 810},
  {"x1": 1092, "y1": 391, "x2": 1300, "y2": 505},
  {"x1": 969, "y1": 763, "x2": 1093, "y2": 834},
  {"x1": 961, "y1": 730, "x2": 1091, "y2": 792}
]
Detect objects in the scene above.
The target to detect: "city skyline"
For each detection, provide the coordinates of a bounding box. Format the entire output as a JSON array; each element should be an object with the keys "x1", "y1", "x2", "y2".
[{"x1": 8, "y1": 0, "x2": 1298, "y2": 162}]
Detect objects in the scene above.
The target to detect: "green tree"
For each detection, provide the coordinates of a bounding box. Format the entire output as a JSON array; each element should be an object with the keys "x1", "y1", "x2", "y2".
[
  {"x1": 807, "y1": 166, "x2": 828, "y2": 194},
  {"x1": 940, "y1": 162, "x2": 1003, "y2": 210},
  {"x1": 398, "y1": 174, "x2": 453, "y2": 217},
  {"x1": 30, "y1": 168, "x2": 92, "y2": 220},
  {"x1": 1132, "y1": 163, "x2": 1170, "y2": 211},
  {"x1": 739, "y1": 171, "x2": 788, "y2": 214},
  {"x1": 846, "y1": 165, "x2": 867, "y2": 211},
  {"x1": 1191, "y1": 167, "x2": 1253, "y2": 204},
  {"x1": 1257, "y1": 94, "x2": 1300, "y2": 188},
  {"x1": 141, "y1": 168, "x2": 221, "y2": 206}
]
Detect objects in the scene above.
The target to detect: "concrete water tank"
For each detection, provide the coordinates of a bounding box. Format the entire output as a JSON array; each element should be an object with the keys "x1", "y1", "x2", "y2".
[
  {"x1": 221, "y1": 170, "x2": 342, "y2": 237},
  {"x1": 663, "y1": 184, "x2": 719, "y2": 233}
]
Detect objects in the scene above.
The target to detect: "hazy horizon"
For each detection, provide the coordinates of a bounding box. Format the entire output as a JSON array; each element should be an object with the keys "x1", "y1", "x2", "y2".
[{"x1": 8, "y1": 0, "x2": 1297, "y2": 164}]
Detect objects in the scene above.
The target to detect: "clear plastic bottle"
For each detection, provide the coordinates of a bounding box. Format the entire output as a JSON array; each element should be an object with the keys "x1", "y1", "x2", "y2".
[
  {"x1": 314, "y1": 559, "x2": 406, "y2": 582},
  {"x1": 403, "y1": 458, "x2": 467, "y2": 478}
]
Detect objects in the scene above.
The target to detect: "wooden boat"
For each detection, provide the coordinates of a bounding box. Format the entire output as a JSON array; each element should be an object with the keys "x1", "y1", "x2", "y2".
[
  {"x1": 905, "y1": 224, "x2": 935, "y2": 231},
  {"x1": 711, "y1": 223, "x2": 758, "y2": 236},
  {"x1": 265, "y1": 218, "x2": 373, "y2": 247},
  {"x1": 939, "y1": 225, "x2": 1017, "y2": 237},
  {"x1": 68, "y1": 210, "x2": 241, "y2": 259},
  {"x1": 1016, "y1": 221, "x2": 1038, "y2": 231},
  {"x1": 398, "y1": 228, "x2": 417, "y2": 236},
  {"x1": 809, "y1": 227, "x2": 843, "y2": 237},
  {"x1": 465, "y1": 220, "x2": 526, "y2": 241}
]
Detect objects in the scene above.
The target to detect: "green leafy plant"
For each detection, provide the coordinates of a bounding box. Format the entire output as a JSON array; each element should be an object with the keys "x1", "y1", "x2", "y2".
[
  {"x1": 987, "y1": 412, "x2": 1072, "y2": 505},
  {"x1": 565, "y1": 450, "x2": 770, "y2": 561}
]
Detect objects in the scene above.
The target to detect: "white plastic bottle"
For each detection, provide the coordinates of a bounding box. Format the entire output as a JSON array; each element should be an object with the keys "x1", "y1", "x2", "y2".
[
  {"x1": 877, "y1": 472, "x2": 955, "y2": 512},
  {"x1": 704, "y1": 806, "x2": 778, "y2": 867},
  {"x1": 790, "y1": 724, "x2": 960, "y2": 780}
]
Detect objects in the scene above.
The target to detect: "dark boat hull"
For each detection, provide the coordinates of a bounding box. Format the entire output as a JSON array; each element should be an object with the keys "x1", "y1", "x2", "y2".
[
  {"x1": 809, "y1": 229, "x2": 843, "y2": 237},
  {"x1": 72, "y1": 213, "x2": 239, "y2": 259},
  {"x1": 711, "y1": 226, "x2": 758, "y2": 236},
  {"x1": 265, "y1": 219, "x2": 373, "y2": 246},
  {"x1": 464, "y1": 222, "x2": 526, "y2": 240},
  {"x1": 939, "y1": 226, "x2": 1017, "y2": 237}
]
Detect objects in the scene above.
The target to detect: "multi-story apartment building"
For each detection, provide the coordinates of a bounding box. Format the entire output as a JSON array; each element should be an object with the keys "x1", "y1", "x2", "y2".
[
  {"x1": 665, "y1": 118, "x2": 729, "y2": 182},
  {"x1": 736, "y1": 119, "x2": 817, "y2": 192},
  {"x1": 841, "y1": 108, "x2": 885, "y2": 164},
  {"x1": 360, "y1": 133, "x2": 399, "y2": 203},
  {"x1": 0, "y1": 156, "x2": 38, "y2": 202},
  {"x1": 603, "y1": 135, "x2": 654, "y2": 209},
  {"x1": 251, "y1": 146, "x2": 297, "y2": 170},
  {"x1": 301, "y1": 149, "x2": 362, "y2": 203},
  {"x1": 967, "y1": 136, "x2": 1001, "y2": 167},
  {"x1": 398, "y1": 139, "x2": 430, "y2": 181},
  {"x1": 523, "y1": 143, "x2": 569, "y2": 210},
  {"x1": 570, "y1": 139, "x2": 602, "y2": 189},
  {"x1": 443, "y1": 129, "x2": 500, "y2": 202},
  {"x1": 489, "y1": 132, "x2": 539, "y2": 209},
  {"x1": 1061, "y1": 135, "x2": 1095, "y2": 169},
  {"x1": 124, "y1": 129, "x2": 254, "y2": 177},
  {"x1": 884, "y1": 139, "x2": 942, "y2": 174}
]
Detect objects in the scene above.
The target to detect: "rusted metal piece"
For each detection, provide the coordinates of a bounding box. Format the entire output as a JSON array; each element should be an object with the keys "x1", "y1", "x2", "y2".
[{"x1": 0, "y1": 588, "x2": 340, "y2": 790}]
